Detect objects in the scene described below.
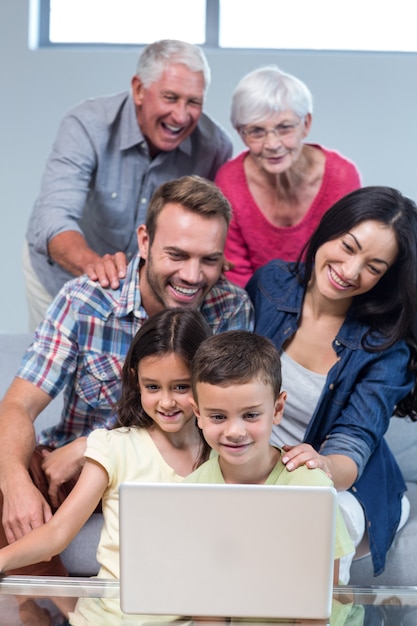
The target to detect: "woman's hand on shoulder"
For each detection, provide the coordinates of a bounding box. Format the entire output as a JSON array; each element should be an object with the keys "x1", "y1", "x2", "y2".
[
  {"x1": 281, "y1": 445, "x2": 358, "y2": 491},
  {"x1": 281, "y1": 444, "x2": 333, "y2": 480}
]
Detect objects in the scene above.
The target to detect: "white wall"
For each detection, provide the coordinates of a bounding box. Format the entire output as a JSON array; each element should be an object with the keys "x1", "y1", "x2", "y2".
[{"x1": 2, "y1": 2, "x2": 417, "y2": 331}]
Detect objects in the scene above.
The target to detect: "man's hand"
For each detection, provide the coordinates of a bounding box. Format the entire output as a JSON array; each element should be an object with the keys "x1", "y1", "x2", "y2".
[
  {"x1": 85, "y1": 251, "x2": 127, "y2": 289},
  {"x1": 48, "y1": 231, "x2": 127, "y2": 288},
  {"x1": 0, "y1": 378, "x2": 55, "y2": 543},
  {"x1": 41, "y1": 438, "x2": 87, "y2": 509},
  {"x1": 1, "y1": 479, "x2": 52, "y2": 544}
]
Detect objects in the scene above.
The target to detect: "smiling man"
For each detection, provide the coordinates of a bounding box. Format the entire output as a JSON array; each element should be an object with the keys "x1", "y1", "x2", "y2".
[
  {"x1": 0, "y1": 175, "x2": 253, "y2": 577},
  {"x1": 24, "y1": 40, "x2": 233, "y2": 331}
]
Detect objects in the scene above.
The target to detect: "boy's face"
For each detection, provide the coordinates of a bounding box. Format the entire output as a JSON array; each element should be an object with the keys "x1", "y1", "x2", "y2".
[{"x1": 191, "y1": 378, "x2": 286, "y2": 477}]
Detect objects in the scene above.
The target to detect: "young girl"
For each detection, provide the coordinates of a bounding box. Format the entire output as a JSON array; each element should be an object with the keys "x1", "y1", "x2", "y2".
[
  {"x1": 0, "y1": 308, "x2": 211, "y2": 623},
  {"x1": 247, "y1": 185, "x2": 417, "y2": 581}
]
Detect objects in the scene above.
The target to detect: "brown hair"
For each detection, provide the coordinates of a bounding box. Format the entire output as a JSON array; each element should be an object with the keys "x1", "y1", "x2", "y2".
[
  {"x1": 191, "y1": 330, "x2": 282, "y2": 400},
  {"x1": 145, "y1": 175, "x2": 232, "y2": 244},
  {"x1": 116, "y1": 308, "x2": 212, "y2": 467}
]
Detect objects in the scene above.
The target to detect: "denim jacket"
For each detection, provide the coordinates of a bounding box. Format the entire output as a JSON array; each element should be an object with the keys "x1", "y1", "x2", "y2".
[{"x1": 246, "y1": 260, "x2": 414, "y2": 575}]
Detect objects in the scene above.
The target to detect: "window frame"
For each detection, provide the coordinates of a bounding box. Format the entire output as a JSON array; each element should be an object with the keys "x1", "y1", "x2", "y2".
[
  {"x1": 31, "y1": 0, "x2": 417, "y2": 53},
  {"x1": 31, "y1": 0, "x2": 220, "y2": 49}
]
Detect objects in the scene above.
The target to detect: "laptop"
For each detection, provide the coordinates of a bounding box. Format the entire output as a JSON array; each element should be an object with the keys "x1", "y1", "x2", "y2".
[{"x1": 119, "y1": 482, "x2": 337, "y2": 620}]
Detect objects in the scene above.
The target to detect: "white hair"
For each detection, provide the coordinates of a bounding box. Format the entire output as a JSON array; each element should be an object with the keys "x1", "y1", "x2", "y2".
[
  {"x1": 136, "y1": 40, "x2": 211, "y2": 96},
  {"x1": 231, "y1": 65, "x2": 313, "y2": 128}
]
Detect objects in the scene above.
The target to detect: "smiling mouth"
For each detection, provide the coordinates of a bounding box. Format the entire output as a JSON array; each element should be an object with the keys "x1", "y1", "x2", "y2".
[
  {"x1": 222, "y1": 442, "x2": 250, "y2": 451},
  {"x1": 170, "y1": 283, "x2": 201, "y2": 298},
  {"x1": 263, "y1": 153, "x2": 287, "y2": 161},
  {"x1": 329, "y1": 267, "x2": 352, "y2": 289},
  {"x1": 158, "y1": 410, "x2": 181, "y2": 419},
  {"x1": 162, "y1": 122, "x2": 184, "y2": 135}
]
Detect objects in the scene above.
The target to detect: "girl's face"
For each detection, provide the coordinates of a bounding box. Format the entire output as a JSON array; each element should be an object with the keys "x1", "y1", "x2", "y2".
[
  {"x1": 137, "y1": 352, "x2": 195, "y2": 433},
  {"x1": 313, "y1": 220, "x2": 398, "y2": 301}
]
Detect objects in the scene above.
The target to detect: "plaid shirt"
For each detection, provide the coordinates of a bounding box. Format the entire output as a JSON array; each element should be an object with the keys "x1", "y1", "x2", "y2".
[{"x1": 18, "y1": 255, "x2": 254, "y2": 447}]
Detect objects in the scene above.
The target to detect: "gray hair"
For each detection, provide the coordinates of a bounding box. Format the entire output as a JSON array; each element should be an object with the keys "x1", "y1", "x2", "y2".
[
  {"x1": 231, "y1": 65, "x2": 313, "y2": 129},
  {"x1": 136, "y1": 40, "x2": 211, "y2": 96}
]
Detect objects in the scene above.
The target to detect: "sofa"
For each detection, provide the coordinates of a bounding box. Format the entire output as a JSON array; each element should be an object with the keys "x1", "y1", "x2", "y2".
[{"x1": 1, "y1": 332, "x2": 417, "y2": 584}]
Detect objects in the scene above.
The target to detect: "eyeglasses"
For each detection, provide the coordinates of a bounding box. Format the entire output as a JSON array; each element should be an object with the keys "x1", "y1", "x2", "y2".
[{"x1": 241, "y1": 120, "x2": 302, "y2": 142}]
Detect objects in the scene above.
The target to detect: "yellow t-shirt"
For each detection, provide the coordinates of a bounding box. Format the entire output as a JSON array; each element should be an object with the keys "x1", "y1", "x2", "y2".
[{"x1": 69, "y1": 427, "x2": 184, "y2": 625}]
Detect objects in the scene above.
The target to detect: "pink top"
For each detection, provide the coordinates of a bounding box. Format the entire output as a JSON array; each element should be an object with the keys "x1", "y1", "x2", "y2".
[{"x1": 215, "y1": 145, "x2": 361, "y2": 287}]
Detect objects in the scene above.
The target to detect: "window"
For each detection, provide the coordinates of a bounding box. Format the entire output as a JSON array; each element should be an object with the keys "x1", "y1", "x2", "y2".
[
  {"x1": 219, "y1": 0, "x2": 417, "y2": 52},
  {"x1": 30, "y1": 0, "x2": 212, "y2": 48},
  {"x1": 30, "y1": 0, "x2": 417, "y2": 53}
]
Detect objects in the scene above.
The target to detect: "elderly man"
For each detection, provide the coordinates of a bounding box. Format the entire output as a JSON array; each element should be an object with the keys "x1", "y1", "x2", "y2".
[
  {"x1": 0, "y1": 175, "x2": 253, "y2": 576},
  {"x1": 24, "y1": 39, "x2": 232, "y2": 330}
]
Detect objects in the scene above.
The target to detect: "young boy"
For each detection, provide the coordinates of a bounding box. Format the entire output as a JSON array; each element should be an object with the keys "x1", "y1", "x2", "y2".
[{"x1": 186, "y1": 330, "x2": 354, "y2": 584}]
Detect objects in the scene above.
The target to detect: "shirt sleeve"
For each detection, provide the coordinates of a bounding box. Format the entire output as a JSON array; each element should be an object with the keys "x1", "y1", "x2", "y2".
[
  {"x1": 17, "y1": 285, "x2": 80, "y2": 398},
  {"x1": 85, "y1": 429, "x2": 114, "y2": 484},
  {"x1": 319, "y1": 340, "x2": 413, "y2": 479},
  {"x1": 28, "y1": 111, "x2": 98, "y2": 256}
]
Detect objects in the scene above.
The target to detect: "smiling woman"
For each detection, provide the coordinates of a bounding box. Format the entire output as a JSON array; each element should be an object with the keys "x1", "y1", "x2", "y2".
[
  {"x1": 314, "y1": 220, "x2": 398, "y2": 302},
  {"x1": 246, "y1": 185, "x2": 417, "y2": 581},
  {"x1": 215, "y1": 65, "x2": 361, "y2": 288}
]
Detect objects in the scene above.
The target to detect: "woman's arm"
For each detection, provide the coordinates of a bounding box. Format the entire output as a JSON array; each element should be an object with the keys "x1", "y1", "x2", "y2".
[{"x1": 0, "y1": 459, "x2": 107, "y2": 573}]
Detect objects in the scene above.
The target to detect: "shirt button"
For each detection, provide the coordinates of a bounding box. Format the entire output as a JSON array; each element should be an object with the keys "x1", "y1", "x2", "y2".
[
  {"x1": 141, "y1": 197, "x2": 147, "y2": 204},
  {"x1": 111, "y1": 192, "x2": 117, "y2": 199},
  {"x1": 329, "y1": 383, "x2": 334, "y2": 390},
  {"x1": 351, "y1": 486, "x2": 357, "y2": 493},
  {"x1": 335, "y1": 340, "x2": 341, "y2": 346}
]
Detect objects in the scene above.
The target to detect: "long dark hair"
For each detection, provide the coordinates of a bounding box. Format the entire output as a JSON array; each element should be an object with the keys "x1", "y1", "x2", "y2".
[
  {"x1": 115, "y1": 308, "x2": 212, "y2": 466},
  {"x1": 295, "y1": 186, "x2": 417, "y2": 419}
]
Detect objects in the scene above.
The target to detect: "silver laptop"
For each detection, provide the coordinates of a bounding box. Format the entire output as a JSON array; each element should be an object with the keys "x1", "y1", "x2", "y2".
[{"x1": 119, "y1": 482, "x2": 336, "y2": 620}]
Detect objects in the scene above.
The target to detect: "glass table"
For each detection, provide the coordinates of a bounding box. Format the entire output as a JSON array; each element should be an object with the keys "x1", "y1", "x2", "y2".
[{"x1": 0, "y1": 576, "x2": 417, "y2": 625}]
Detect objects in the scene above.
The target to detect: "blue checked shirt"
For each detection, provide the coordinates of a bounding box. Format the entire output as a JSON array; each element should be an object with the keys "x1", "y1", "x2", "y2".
[{"x1": 17, "y1": 255, "x2": 254, "y2": 447}]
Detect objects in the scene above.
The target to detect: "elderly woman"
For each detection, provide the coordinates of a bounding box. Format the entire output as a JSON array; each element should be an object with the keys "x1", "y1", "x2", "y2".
[{"x1": 216, "y1": 65, "x2": 361, "y2": 287}]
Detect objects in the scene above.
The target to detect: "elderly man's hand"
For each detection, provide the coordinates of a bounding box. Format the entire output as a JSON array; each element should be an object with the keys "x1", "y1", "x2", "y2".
[{"x1": 85, "y1": 252, "x2": 128, "y2": 289}]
